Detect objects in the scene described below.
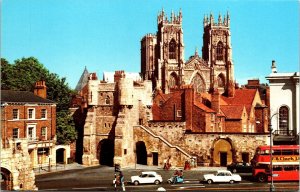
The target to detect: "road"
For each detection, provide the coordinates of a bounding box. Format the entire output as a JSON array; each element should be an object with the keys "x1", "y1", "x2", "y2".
[{"x1": 35, "y1": 165, "x2": 299, "y2": 191}]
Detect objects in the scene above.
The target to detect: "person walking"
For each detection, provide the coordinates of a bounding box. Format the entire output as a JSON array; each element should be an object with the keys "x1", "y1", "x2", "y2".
[{"x1": 119, "y1": 171, "x2": 125, "y2": 191}]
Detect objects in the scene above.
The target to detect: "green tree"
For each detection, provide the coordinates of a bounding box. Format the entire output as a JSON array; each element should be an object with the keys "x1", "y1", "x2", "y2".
[{"x1": 1, "y1": 57, "x2": 77, "y2": 144}]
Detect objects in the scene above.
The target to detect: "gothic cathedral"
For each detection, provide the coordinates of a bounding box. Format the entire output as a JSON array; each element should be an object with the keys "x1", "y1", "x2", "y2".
[{"x1": 141, "y1": 9, "x2": 235, "y2": 96}]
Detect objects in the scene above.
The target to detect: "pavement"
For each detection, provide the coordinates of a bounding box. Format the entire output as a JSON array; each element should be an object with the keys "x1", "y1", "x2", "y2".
[{"x1": 34, "y1": 163, "x2": 226, "y2": 175}]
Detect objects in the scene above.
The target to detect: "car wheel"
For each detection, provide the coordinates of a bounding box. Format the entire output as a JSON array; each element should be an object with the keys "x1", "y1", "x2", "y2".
[
  {"x1": 257, "y1": 173, "x2": 267, "y2": 183},
  {"x1": 134, "y1": 181, "x2": 139, "y2": 186},
  {"x1": 154, "y1": 180, "x2": 160, "y2": 185},
  {"x1": 232, "y1": 169, "x2": 237, "y2": 173},
  {"x1": 229, "y1": 180, "x2": 234, "y2": 184},
  {"x1": 207, "y1": 179, "x2": 213, "y2": 184}
]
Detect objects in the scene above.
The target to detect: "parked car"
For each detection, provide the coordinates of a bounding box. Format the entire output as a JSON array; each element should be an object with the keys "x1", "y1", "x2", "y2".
[
  {"x1": 227, "y1": 162, "x2": 253, "y2": 173},
  {"x1": 203, "y1": 170, "x2": 242, "y2": 184},
  {"x1": 131, "y1": 171, "x2": 163, "y2": 185}
]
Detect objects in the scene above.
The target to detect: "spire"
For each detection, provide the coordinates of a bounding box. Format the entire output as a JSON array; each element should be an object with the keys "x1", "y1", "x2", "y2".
[
  {"x1": 210, "y1": 12, "x2": 214, "y2": 24},
  {"x1": 195, "y1": 47, "x2": 198, "y2": 56},
  {"x1": 218, "y1": 12, "x2": 222, "y2": 25},
  {"x1": 226, "y1": 11, "x2": 230, "y2": 26},
  {"x1": 75, "y1": 66, "x2": 89, "y2": 92},
  {"x1": 271, "y1": 60, "x2": 277, "y2": 73}
]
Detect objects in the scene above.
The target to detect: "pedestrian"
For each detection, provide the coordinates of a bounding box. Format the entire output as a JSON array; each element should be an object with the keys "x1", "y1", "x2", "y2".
[{"x1": 119, "y1": 171, "x2": 125, "y2": 191}]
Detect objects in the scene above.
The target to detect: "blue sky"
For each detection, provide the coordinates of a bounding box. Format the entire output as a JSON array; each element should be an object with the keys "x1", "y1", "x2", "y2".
[{"x1": 2, "y1": 0, "x2": 299, "y2": 89}]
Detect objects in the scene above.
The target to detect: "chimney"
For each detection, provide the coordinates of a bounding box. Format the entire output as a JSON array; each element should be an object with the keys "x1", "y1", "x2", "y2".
[
  {"x1": 184, "y1": 85, "x2": 193, "y2": 131},
  {"x1": 271, "y1": 60, "x2": 277, "y2": 73},
  {"x1": 34, "y1": 80, "x2": 47, "y2": 99},
  {"x1": 211, "y1": 88, "x2": 220, "y2": 114}
]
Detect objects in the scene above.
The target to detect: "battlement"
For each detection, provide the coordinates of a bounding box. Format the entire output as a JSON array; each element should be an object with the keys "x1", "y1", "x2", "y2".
[
  {"x1": 141, "y1": 33, "x2": 156, "y2": 41},
  {"x1": 157, "y1": 8, "x2": 182, "y2": 25},
  {"x1": 203, "y1": 12, "x2": 230, "y2": 28}
]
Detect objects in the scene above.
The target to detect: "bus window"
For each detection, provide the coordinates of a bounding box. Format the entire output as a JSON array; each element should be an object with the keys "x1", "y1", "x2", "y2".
[
  {"x1": 283, "y1": 166, "x2": 294, "y2": 171},
  {"x1": 295, "y1": 165, "x2": 299, "y2": 171},
  {"x1": 262, "y1": 150, "x2": 270, "y2": 155},
  {"x1": 294, "y1": 149, "x2": 299, "y2": 155},
  {"x1": 282, "y1": 150, "x2": 293, "y2": 155},
  {"x1": 273, "y1": 150, "x2": 281, "y2": 155},
  {"x1": 273, "y1": 166, "x2": 282, "y2": 171}
]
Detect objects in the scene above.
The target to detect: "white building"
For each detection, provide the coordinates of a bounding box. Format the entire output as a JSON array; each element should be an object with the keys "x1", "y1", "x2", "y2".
[{"x1": 266, "y1": 60, "x2": 299, "y2": 144}]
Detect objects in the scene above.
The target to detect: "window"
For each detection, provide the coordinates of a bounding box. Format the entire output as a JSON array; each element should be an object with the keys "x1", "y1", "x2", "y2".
[
  {"x1": 41, "y1": 109, "x2": 47, "y2": 119},
  {"x1": 13, "y1": 128, "x2": 19, "y2": 139},
  {"x1": 243, "y1": 125, "x2": 247, "y2": 132},
  {"x1": 27, "y1": 125, "x2": 36, "y2": 140},
  {"x1": 273, "y1": 166, "x2": 282, "y2": 171},
  {"x1": 169, "y1": 39, "x2": 176, "y2": 59},
  {"x1": 28, "y1": 108, "x2": 35, "y2": 119},
  {"x1": 217, "y1": 74, "x2": 225, "y2": 88},
  {"x1": 177, "y1": 110, "x2": 182, "y2": 118},
  {"x1": 216, "y1": 41, "x2": 224, "y2": 61},
  {"x1": 13, "y1": 109, "x2": 19, "y2": 120},
  {"x1": 41, "y1": 127, "x2": 47, "y2": 140},
  {"x1": 169, "y1": 74, "x2": 177, "y2": 88},
  {"x1": 211, "y1": 114, "x2": 215, "y2": 122},
  {"x1": 105, "y1": 96, "x2": 110, "y2": 105},
  {"x1": 279, "y1": 106, "x2": 289, "y2": 134},
  {"x1": 192, "y1": 74, "x2": 206, "y2": 93}
]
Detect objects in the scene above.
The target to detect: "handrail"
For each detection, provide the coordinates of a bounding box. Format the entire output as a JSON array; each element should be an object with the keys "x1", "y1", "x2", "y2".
[{"x1": 133, "y1": 125, "x2": 194, "y2": 159}]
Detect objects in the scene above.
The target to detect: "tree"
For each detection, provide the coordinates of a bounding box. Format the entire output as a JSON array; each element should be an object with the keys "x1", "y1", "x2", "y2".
[{"x1": 1, "y1": 57, "x2": 77, "y2": 144}]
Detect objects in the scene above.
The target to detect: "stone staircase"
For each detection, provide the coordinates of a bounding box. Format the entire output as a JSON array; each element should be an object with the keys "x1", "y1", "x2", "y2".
[{"x1": 133, "y1": 125, "x2": 196, "y2": 161}]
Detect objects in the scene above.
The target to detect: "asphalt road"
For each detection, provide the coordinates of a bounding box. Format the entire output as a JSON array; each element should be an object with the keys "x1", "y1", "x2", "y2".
[{"x1": 35, "y1": 165, "x2": 299, "y2": 191}]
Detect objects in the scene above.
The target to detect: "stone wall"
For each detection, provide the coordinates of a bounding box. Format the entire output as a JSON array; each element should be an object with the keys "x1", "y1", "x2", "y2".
[{"x1": 1, "y1": 139, "x2": 37, "y2": 190}]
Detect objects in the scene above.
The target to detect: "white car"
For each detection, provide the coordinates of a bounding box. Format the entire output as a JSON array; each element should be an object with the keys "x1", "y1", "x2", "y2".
[
  {"x1": 131, "y1": 171, "x2": 163, "y2": 185},
  {"x1": 203, "y1": 170, "x2": 242, "y2": 184}
]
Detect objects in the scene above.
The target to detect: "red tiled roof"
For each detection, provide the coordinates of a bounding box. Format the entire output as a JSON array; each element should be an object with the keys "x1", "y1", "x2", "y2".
[
  {"x1": 201, "y1": 92, "x2": 228, "y2": 105},
  {"x1": 194, "y1": 100, "x2": 215, "y2": 113},
  {"x1": 221, "y1": 89, "x2": 257, "y2": 106},
  {"x1": 220, "y1": 105, "x2": 245, "y2": 119}
]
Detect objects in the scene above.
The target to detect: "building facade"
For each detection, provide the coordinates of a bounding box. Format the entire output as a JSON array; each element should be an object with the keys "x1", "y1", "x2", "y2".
[
  {"x1": 266, "y1": 60, "x2": 299, "y2": 144},
  {"x1": 1, "y1": 81, "x2": 56, "y2": 190}
]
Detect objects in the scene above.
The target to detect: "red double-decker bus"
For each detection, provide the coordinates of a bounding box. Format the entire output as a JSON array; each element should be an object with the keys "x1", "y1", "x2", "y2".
[{"x1": 252, "y1": 145, "x2": 299, "y2": 182}]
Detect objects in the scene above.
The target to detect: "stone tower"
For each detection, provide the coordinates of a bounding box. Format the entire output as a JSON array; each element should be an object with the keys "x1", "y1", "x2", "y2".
[
  {"x1": 141, "y1": 9, "x2": 185, "y2": 94},
  {"x1": 202, "y1": 12, "x2": 235, "y2": 96}
]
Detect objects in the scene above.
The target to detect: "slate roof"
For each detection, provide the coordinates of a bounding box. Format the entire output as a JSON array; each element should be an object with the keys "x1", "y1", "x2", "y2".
[
  {"x1": 1, "y1": 90, "x2": 55, "y2": 104},
  {"x1": 75, "y1": 66, "x2": 89, "y2": 92}
]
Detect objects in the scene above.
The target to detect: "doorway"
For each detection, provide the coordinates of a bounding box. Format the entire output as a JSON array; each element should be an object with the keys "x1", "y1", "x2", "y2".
[
  {"x1": 152, "y1": 152, "x2": 158, "y2": 166},
  {"x1": 220, "y1": 152, "x2": 227, "y2": 166},
  {"x1": 136, "y1": 141, "x2": 147, "y2": 165}
]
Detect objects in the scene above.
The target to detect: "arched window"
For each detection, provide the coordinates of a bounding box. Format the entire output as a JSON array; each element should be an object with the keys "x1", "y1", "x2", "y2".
[
  {"x1": 217, "y1": 74, "x2": 225, "y2": 88},
  {"x1": 279, "y1": 106, "x2": 289, "y2": 134},
  {"x1": 105, "y1": 96, "x2": 110, "y2": 105},
  {"x1": 216, "y1": 41, "x2": 224, "y2": 61},
  {"x1": 192, "y1": 74, "x2": 206, "y2": 93},
  {"x1": 169, "y1": 73, "x2": 177, "y2": 88},
  {"x1": 169, "y1": 39, "x2": 176, "y2": 59}
]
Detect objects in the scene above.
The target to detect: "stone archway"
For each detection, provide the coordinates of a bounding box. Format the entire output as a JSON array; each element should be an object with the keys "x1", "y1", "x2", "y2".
[
  {"x1": 136, "y1": 141, "x2": 147, "y2": 165},
  {"x1": 211, "y1": 138, "x2": 234, "y2": 166},
  {"x1": 1, "y1": 167, "x2": 12, "y2": 190},
  {"x1": 56, "y1": 148, "x2": 65, "y2": 163},
  {"x1": 98, "y1": 139, "x2": 114, "y2": 166}
]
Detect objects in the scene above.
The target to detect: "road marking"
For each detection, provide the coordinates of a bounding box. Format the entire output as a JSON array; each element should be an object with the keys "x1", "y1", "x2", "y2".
[
  {"x1": 172, "y1": 183, "x2": 204, "y2": 187},
  {"x1": 72, "y1": 187, "x2": 108, "y2": 190},
  {"x1": 179, "y1": 186, "x2": 205, "y2": 189}
]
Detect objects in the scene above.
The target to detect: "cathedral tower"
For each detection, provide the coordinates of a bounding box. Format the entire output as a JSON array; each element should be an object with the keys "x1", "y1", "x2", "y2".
[
  {"x1": 202, "y1": 12, "x2": 235, "y2": 96},
  {"x1": 157, "y1": 9, "x2": 185, "y2": 93}
]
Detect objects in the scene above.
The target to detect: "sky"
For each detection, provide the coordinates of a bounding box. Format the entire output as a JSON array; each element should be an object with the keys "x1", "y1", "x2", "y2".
[{"x1": 2, "y1": 0, "x2": 299, "y2": 89}]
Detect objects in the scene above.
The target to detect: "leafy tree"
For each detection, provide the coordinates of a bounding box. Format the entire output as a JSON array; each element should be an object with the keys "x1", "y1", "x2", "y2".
[
  {"x1": 1, "y1": 57, "x2": 77, "y2": 144},
  {"x1": 56, "y1": 110, "x2": 77, "y2": 145}
]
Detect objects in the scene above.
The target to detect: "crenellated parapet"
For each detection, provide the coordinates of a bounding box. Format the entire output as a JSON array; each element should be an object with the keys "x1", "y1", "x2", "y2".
[
  {"x1": 157, "y1": 8, "x2": 182, "y2": 25},
  {"x1": 203, "y1": 11, "x2": 230, "y2": 28}
]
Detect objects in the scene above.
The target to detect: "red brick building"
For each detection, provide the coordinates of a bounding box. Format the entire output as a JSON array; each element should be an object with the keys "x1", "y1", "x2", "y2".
[{"x1": 1, "y1": 81, "x2": 57, "y2": 169}]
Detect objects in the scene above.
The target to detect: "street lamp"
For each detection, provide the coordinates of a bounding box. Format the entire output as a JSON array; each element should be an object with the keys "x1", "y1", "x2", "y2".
[{"x1": 268, "y1": 113, "x2": 279, "y2": 192}]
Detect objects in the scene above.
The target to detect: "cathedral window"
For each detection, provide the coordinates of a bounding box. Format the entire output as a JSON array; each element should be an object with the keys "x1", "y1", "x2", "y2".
[
  {"x1": 217, "y1": 74, "x2": 225, "y2": 88},
  {"x1": 216, "y1": 41, "x2": 224, "y2": 61},
  {"x1": 192, "y1": 74, "x2": 206, "y2": 93},
  {"x1": 169, "y1": 39, "x2": 176, "y2": 59},
  {"x1": 169, "y1": 73, "x2": 178, "y2": 88},
  {"x1": 279, "y1": 106, "x2": 289, "y2": 134}
]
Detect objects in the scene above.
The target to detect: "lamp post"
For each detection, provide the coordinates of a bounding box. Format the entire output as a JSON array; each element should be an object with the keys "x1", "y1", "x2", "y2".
[{"x1": 269, "y1": 113, "x2": 278, "y2": 192}]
